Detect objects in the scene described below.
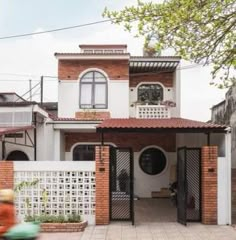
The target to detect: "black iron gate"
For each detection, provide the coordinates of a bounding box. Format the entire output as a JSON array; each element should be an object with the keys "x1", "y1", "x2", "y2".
[
  {"x1": 177, "y1": 147, "x2": 201, "y2": 225},
  {"x1": 110, "y1": 147, "x2": 134, "y2": 224}
]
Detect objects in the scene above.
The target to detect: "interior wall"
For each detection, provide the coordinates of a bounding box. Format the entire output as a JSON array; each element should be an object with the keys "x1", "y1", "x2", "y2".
[{"x1": 133, "y1": 150, "x2": 176, "y2": 198}]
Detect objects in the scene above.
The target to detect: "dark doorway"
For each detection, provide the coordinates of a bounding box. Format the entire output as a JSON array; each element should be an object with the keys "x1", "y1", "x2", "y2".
[
  {"x1": 109, "y1": 147, "x2": 134, "y2": 224},
  {"x1": 6, "y1": 150, "x2": 29, "y2": 160}
]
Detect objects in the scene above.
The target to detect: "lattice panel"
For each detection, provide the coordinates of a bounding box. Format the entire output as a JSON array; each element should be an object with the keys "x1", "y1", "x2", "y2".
[
  {"x1": 14, "y1": 171, "x2": 96, "y2": 218},
  {"x1": 137, "y1": 105, "x2": 170, "y2": 119}
]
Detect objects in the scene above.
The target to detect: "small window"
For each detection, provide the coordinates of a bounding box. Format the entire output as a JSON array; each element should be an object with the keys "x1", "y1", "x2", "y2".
[
  {"x1": 73, "y1": 145, "x2": 95, "y2": 161},
  {"x1": 80, "y1": 71, "x2": 107, "y2": 109},
  {"x1": 138, "y1": 84, "x2": 163, "y2": 104},
  {"x1": 139, "y1": 148, "x2": 167, "y2": 175}
]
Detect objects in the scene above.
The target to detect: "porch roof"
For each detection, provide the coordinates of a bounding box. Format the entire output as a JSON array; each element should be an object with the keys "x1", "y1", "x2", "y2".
[
  {"x1": 96, "y1": 118, "x2": 227, "y2": 133},
  {"x1": 0, "y1": 125, "x2": 34, "y2": 136}
]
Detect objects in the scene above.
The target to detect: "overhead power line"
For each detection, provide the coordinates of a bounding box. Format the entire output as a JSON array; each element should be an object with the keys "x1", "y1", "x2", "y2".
[
  {"x1": 0, "y1": 63, "x2": 203, "y2": 82},
  {"x1": 0, "y1": 19, "x2": 113, "y2": 40}
]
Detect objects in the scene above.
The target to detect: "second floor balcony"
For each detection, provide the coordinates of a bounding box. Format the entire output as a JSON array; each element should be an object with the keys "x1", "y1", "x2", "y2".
[{"x1": 136, "y1": 104, "x2": 171, "y2": 119}]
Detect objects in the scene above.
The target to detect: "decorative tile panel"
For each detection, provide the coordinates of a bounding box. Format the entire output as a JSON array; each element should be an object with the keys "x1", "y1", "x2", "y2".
[
  {"x1": 14, "y1": 171, "x2": 96, "y2": 219},
  {"x1": 136, "y1": 105, "x2": 170, "y2": 119}
]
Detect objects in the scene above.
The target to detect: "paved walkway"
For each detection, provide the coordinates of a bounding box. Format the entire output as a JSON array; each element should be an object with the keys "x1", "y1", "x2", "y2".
[{"x1": 39, "y1": 222, "x2": 236, "y2": 240}]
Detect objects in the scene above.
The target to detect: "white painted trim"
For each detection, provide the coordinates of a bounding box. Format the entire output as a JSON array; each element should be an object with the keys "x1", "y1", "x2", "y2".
[
  {"x1": 136, "y1": 81, "x2": 166, "y2": 102},
  {"x1": 137, "y1": 145, "x2": 169, "y2": 177},
  {"x1": 70, "y1": 142, "x2": 116, "y2": 161},
  {"x1": 59, "y1": 79, "x2": 129, "y2": 83},
  {"x1": 78, "y1": 68, "x2": 110, "y2": 82},
  {"x1": 53, "y1": 123, "x2": 98, "y2": 130},
  {"x1": 55, "y1": 55, "x2": 130, "y2": 60},
  {"x1": 14, "y1": 161, "x2": 95, "y2": 171}
]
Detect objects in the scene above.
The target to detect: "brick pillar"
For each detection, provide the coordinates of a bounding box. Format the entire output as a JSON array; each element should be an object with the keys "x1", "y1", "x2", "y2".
[
  {"x1": 0, "y1": 161, "x2": 14, "y2": 189},
  {"x1": 201, "y1": 146, "x2": 217, "y2": 224},
  {"x1": 95, "y1": 146, "x2": 110, "y2": 225}
]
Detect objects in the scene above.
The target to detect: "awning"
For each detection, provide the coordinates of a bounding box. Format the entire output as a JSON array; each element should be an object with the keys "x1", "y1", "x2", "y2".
[
  {"x1": 130, "y1": 56, "x2": 181, "y2": 74},
  {"x1": 0, "y1": 126, "x2": 34, "y2": 136},
  {"x1": 96, "y1": 118, "x2": 227, "y2": 133}
]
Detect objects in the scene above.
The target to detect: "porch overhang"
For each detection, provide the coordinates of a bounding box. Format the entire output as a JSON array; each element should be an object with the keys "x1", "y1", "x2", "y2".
[
  {"x1": 96, "y1": 118, "x2": 227, "y2": 134},
  {"x1": 0, "y1": 125, "x2": 34, "y2": 136}
]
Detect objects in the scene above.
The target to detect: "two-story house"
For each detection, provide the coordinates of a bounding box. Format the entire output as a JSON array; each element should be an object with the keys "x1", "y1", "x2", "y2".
[{"x1": 46, "y1": 44, "x2": 231, "y2": 226}]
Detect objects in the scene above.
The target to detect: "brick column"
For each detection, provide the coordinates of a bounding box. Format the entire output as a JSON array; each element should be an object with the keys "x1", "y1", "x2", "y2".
[
  {"x1": 201, "y1": 146, "x2": 217, "y2": 224},
  {"x1": 95, "y1": 146, "x2": 110, "y2": 225},
  {"x1": 0, "y1": 161, "x2": 14, "y2": 189}
]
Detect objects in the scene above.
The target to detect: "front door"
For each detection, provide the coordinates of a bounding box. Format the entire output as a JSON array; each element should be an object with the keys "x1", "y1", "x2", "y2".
[{"x1": 110, "y1": 147, "x2": 134, "y2": 225}]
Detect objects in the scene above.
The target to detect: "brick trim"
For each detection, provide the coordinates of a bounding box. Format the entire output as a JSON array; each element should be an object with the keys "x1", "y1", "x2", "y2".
[
  {"x1": 201, "y1": 146, "x2": 218, "y2": 224},
  {"x1": 40, "y1": 221, "x2": 87, "y2": 232},
  {"x1": 0, "y1": 161, "x2": 14, "y2": 189},
  {"x1": 95, "y1": 146, "x2": 110, "y2": 225}
]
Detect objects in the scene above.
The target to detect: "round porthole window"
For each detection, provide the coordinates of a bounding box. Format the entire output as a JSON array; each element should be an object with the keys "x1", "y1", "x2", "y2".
[{"x1": 139, "y1": 147, "x2": 167, "y2": 175}]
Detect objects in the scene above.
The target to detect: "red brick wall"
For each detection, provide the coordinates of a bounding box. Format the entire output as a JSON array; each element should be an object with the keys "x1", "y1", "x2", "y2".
[
  {"x1": 201, "y1": 146, "x2": 218, "y2": 224},
  {"x1": 65, "y1": 132, "x2": 176, "y2": 152},
  {"x1": 58, "y1": 60, "x2": 129, "y2": 80},
  {"x1": 75, "y1": 111, "x2": 110, "y2": 120},
  {"x1": 95, "y1": 146, "x2": 110, "y2": 225},
  {"x1": 130, "y1": 73, "x2": 174, "y2": 87},
  {"x1": 0, "y1": 161, "x2": 14, "y2": 189}
]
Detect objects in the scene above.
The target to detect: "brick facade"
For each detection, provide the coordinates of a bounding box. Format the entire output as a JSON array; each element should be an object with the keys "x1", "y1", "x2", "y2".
[
  {"x1": 58, "y1": 60, "x2": 129, "y2": 80},
  {"x1": 129, "y1": 73, "x2": 174, "y2": 88},
  {"x1": 65, "y1": 132, "x2": 176, "y2": 152},
  {"x1": 75, "y1": 111, "x2": 110, "y2": 120},
  {"x1": 95, "y1": 146, "x2": 110, "y2": 225},
  {"x1": 201, "y1": 146, "x2": 218, "y2": 224},
  {"x1": 0, "y1": 161, "x2": 14, "y2": 189}
]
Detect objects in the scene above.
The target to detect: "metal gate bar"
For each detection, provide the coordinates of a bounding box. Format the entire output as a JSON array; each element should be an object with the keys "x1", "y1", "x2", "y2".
[
  {"x1": 109, "y1": 147, "x2": 134, "y2": 224},
  {"x1": 177, "y1": 147, "x2": 201, "y2": 225},
  {"x1": 186, "y1": 148, "x2": 201, "y2": 222}
]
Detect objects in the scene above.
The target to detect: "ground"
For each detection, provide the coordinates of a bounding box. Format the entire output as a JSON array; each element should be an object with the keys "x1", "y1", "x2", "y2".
[{"x1": 39, "y1": 222, "x2": 236, "y2": 240}]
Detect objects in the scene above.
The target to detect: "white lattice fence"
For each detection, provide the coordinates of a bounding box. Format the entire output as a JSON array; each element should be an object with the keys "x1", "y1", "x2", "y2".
[
  {"x1": 136, "y1": 105, "x2": 170, "y2": 119},
  {"x1": 14, "y1": 161, "x2": 96, "y2": 224}
]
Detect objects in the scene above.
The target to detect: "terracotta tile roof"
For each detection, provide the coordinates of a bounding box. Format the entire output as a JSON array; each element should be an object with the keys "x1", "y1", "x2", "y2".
[
  {"x1": 97, "y1": 118, "x2": 227, "y2": 131},
  {"x1": 0, "y1": 126, "x2": 34, "y2": 136}
]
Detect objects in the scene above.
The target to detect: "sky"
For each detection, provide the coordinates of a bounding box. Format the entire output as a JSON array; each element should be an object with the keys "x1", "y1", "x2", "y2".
[{"x1": 0, "y1": 0, "x2": 227, "y2": 121}]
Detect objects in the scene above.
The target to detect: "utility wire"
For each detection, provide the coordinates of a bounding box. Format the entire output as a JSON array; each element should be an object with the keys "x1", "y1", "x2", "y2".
[{"x1": 0, "y1": 19, "x2": 113, "y2": 40}]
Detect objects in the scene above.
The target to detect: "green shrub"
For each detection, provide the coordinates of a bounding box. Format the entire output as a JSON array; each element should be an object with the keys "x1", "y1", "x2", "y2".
[{"x1": 25, "y1": 214, "x2": 81, "y2": 223}]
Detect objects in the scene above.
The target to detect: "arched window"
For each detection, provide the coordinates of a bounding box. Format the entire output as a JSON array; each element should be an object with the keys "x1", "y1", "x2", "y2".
[
  {"x1": 6, "y1": 150, "x2": 29, "y2": 161},
  {"x1": 80, "y1": 71, "x2": 107, "y2": 109},
  {"x1": 139, "y1": 147, "x2": 167, "y2": 175},
  {"x1": 73, "y1": 145, "x2": 95, "y2": 161},
  {"x1": 138, "y1": 84, "x2": 163, "y2": 104}
]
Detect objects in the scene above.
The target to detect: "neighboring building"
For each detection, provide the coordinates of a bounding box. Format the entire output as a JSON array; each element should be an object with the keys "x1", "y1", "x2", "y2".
[
  {"x1": 0, "y1": 92, "x2": 49, "y2": 160},
  {"x1": 211, "y1": 85, "x2": 236, "y2": 223}
]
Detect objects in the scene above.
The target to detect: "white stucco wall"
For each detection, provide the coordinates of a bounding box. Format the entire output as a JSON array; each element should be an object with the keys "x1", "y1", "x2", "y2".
[
  {"x1": 58, "y1": 80, "x2": 129, "y2": 118},
  {"x1": 134, "y1": 150, "x2": 176, "y2": 198},
  {"x1": 4, "y1": 129, "x2": 34, "y2": 160}
]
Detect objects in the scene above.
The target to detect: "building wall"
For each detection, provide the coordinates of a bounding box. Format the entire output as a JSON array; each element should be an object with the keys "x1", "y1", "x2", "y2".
[
  {"x1": 57, "y1": 59, "x2": 179, "y2": 119},
  {"x1": 58, "y1": 59, "x2": 129, "y2": 81}
]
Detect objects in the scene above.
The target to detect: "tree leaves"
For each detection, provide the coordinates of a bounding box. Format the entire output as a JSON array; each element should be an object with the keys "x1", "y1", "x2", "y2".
[{"x1": 104, "y1": 0, "x2": 236, "y2": 87}]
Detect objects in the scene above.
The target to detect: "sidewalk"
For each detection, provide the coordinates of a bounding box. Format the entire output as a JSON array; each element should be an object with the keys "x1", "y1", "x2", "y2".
[{"x1": 39, "y1": 222, "x2": 236, "y2": 240}]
